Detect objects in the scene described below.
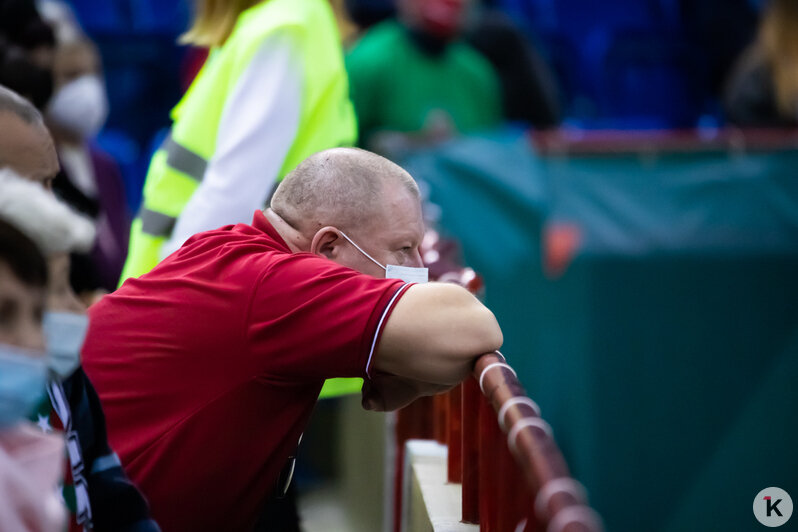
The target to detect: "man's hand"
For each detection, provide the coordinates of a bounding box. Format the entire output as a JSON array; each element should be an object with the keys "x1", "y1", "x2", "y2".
[{"x1": 361, "y1": 372, "x2": 456, "y2": 412}]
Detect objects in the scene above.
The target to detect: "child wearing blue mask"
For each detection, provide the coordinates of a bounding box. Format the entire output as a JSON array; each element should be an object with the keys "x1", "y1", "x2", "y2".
[
  {"x1": 0, "y1": 217, "x2": 68, "y2": 532},
  {"x1": 0, "y1": 168, "x2": 160, "y2": 532}
]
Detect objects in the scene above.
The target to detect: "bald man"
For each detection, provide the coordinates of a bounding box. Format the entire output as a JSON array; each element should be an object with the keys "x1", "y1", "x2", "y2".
[
  {"x1": 81, "y1": 148, "x2": 502, "y2": 532},
  {"x1": 0, "y1": 85, "x2": 59, "y2": 189}
]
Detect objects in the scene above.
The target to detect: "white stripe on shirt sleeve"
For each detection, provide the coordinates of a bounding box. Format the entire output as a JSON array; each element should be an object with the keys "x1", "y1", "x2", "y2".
[{"x1": 366, "y1": 283, "x2": 412, "y2": 378}]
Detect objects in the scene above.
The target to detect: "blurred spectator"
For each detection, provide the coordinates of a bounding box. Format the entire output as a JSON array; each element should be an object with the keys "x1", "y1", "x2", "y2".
[
  {"x1": 46, "y1": 37, "x2": 131, "y2": 294},
  {"x1": 0, "y1": 1, "x2": 130, "y2": 296},
  {"x1": 346, "y1": 0, "x2": 502, "y2": 156},
  {"x1": 0, "y1": 0, "x2": 55, "y2": 70},
  {"x1": 0, "y1": 167, "x2": 160, "y2": 532},
  {"x1": 0, "y1": 217, "x2": 67, "y2": 532},
  {"x1": 0, "y1": 84, "x2": 59, "y2": 188},
  {"x1": 0, "y1": 0, "x2": 55, "y2": 110},
  {"x1": 120, "y1": 0, "x2": 357, "y2": 283},
  {"x1": 464, "y1": 7, "x2": 561, "y2": 128},
  {"x1": 724, "y1": 0, "x2": 798, "y2": 128}
]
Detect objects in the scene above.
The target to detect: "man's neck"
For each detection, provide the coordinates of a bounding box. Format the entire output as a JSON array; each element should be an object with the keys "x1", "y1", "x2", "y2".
[{"x1": 263, "y1": 208, "x2": 310, "y2": 253}]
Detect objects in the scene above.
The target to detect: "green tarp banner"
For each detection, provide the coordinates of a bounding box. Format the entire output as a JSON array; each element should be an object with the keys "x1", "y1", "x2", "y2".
[{"x1": 402, "y1": 130, "x2": 798, "y2": 532}]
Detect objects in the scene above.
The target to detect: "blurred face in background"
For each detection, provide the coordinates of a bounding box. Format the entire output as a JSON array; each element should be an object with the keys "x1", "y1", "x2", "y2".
[
  {"x1": 0, "y1": 111, "x2": 59, "y2": 190},
  {"x1": 52, "y1": 39, "x2": 100, "y2": 88},
  {"x1": 47, "y1": 39, "x2": 108, "y2": 141},
  {"x1": 398, "y1": 0, "x2": 467, "y2": 40},
  {"x1": 0, "y1": 260, "x2": 45, "y2": 352}
]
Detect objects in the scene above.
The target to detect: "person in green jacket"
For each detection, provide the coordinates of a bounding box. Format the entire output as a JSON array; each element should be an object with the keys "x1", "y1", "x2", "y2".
[{"x1": 346, "y1": 0, "x2": 502, "y2": 156}]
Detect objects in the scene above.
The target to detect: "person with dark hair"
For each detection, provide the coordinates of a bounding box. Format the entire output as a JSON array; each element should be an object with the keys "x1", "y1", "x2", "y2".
[
  {"x1": 0, "y1": 217, "x2": 67, "y2": 532},
  {"x1": 0, "y1": 0, "x2": 56, "y2": 108}
]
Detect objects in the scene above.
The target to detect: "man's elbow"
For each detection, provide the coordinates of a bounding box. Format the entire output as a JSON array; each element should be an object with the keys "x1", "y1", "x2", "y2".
[{"x1": 481, "y1": 308, "x2": 503, "y2": 354}]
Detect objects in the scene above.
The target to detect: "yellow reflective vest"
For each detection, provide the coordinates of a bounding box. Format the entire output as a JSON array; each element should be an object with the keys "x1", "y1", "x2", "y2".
[{"x1": 121, "y1": 0, "x2": 360, "y2": 398}]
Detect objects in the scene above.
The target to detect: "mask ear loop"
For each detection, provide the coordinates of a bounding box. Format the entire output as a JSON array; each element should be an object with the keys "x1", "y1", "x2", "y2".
[{"x1": 339, "y1": 231, "x2": 387, "y2": 272}]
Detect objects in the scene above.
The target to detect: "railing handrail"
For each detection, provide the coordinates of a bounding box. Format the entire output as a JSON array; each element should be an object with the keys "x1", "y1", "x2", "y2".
[
  {"x1": 529, "y1": 127, "x2": 798, "y2": 157},
  {"x1": 472, "y1": 351, "x2": 603, "y2": 532}
]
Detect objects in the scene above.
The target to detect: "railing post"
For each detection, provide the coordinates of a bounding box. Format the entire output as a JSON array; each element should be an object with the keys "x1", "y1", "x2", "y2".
[
  {"x1": 478, "y1": 394, "x2": 500, "y2": 531},
  {"x1": 434, "y1": 393, "x2": 448, "y2": 444},
  {"x1": 496, "y1": 438, "x2": 529, "y2": 532},
  {"x1": 461, "y1": 378, "x2": 480, "y2": 524},
  {"x1": 447, "y1": 385, "x2": 462, "y2": 483},
  {"x1": 393, "y1": 396, "x2": 435, "y2": 532}
]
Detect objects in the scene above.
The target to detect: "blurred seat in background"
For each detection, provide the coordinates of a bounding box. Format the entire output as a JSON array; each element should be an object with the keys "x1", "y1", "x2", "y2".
[{"x1": 601, "y1": 30, "x2": 707, "y2": 129}]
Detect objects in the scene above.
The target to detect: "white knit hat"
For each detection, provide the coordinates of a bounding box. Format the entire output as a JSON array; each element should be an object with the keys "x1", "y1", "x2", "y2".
[{"x1": 0, "y1": 167, "x2": 96, "y2": 256}]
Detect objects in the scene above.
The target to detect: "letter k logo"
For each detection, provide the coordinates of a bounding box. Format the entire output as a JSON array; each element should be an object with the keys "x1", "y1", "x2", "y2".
[
  {"x1": 765, "y1": 496, "x2": 784, "y2": 518},
  {"x1": 754, "y1": 488, "x2": 792, "y2": 527}
]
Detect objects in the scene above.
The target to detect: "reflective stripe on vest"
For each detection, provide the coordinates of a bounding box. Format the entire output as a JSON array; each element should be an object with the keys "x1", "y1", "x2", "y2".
[
  {"x1": 139, "y1": 208, "x2": 177, "y2": 238},
  {"x1": 162, "y1": 134, "x2": 207, "y2": 183},
  {"x1": 137, "y1": 135, "x2": 207, "y2": 238}
]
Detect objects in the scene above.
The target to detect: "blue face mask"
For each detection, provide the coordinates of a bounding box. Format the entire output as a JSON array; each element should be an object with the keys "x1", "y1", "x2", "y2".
[
  {"x1": 43, "y1": 311, "x2": 89, "y2": 379},
  {"x1": 339, "y1": 231, "x2": 429, "y2": 284},
  {"x1": 0, "y1": 344, "x2": 48, "y2": 429}
]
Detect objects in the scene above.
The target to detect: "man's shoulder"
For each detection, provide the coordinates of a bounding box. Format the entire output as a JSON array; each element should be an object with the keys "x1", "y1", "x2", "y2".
[{"x1": 109, "y1": 223, "x2": 289, "y2": 301}]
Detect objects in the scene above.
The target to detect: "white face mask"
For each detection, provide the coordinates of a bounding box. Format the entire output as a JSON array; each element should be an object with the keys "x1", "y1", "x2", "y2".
[
  {"x1": 43, "y1": 311, "x2": 88, "y2": 379},
  {"x1": 46, "y1": 74, "x2": 109, "y2": 139},
  {"x1": 339, "y1": 231, "x2": 428, "y2": 284}
]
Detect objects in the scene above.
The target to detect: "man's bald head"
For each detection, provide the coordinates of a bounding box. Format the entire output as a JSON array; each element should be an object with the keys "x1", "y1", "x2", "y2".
[
  {"x1": 0, "y1": 85, "x2": 59, "y2": 189},
  {"x1": 271, "y1": 147, "x2": 420, "y2": 237}
]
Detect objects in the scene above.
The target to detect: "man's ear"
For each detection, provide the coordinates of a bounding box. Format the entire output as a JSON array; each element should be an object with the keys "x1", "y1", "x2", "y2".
[{"x1": 310, "y1": 226, "x2": 342, "y2": 259}]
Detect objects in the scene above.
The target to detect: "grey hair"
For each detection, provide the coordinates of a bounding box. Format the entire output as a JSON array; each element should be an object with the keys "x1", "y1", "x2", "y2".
[
  {"x1": 0, "y1": 84, "x2": 44, "y2": 124},
  {"x1": 0, "y1": 167, "x2": 95, "y2": 255},
  {"x1": 270, "y1": 147, "x2": 420, "y2": 235}
]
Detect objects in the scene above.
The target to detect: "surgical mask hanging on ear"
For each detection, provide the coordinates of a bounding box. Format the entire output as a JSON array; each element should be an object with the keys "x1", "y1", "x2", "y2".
[
  {"x1": 46, "y1": 74, "x2": 109, "y2": 139},
  {"x1": 339, "y1": 231, "x2": 428, "y2": 283},
  {"x1": 0, "y1": 345, "x2": 48, "y2": 428},
  {"x1": 43, "y1": 311, "x2": 89, "y2": 379}
]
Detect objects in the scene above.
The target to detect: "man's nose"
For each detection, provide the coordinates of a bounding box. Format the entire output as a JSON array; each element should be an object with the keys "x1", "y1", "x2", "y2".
[{"x1": 410, "y1": 247, "x2": 424, "y2": 268}]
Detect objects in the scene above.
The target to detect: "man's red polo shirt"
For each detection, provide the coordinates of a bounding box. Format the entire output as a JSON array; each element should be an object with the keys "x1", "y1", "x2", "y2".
[{"x1": 81, "y1": 211, "x2": 409, "y2": 531}]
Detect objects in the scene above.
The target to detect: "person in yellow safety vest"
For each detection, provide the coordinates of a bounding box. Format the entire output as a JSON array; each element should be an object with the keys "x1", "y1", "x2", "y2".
[{"x1": 120, "y1": 0, "x2": 360, "y2": 398}]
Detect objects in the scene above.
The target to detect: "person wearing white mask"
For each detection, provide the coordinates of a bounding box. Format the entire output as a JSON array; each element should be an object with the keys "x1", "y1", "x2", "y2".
[
  {"x1": 46, "y1": 38, "x2": 130, "y2": 297},
  {"x1": 0, "y1": 168, "x2": 160, "y2": 532},
  {"x1": 0, "y1": 217, "x2": 67, "y2": 532}
]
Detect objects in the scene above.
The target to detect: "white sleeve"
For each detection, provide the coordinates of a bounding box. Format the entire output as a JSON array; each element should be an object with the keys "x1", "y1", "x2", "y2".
[{"x1": 161, "y1": 32, "x2": 302, "y2": 259}]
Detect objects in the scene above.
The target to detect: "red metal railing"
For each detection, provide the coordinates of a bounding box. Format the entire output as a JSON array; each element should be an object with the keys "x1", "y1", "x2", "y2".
[
  {"x1": 394, "y1": 229, "x2": 602, "y2": 531},
  {"x1": 529, "y1": 127, "x2": 798, "y2": 156},
  {"x1": 394, "y1": 352, "x2": 602, "y2": 531}
]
